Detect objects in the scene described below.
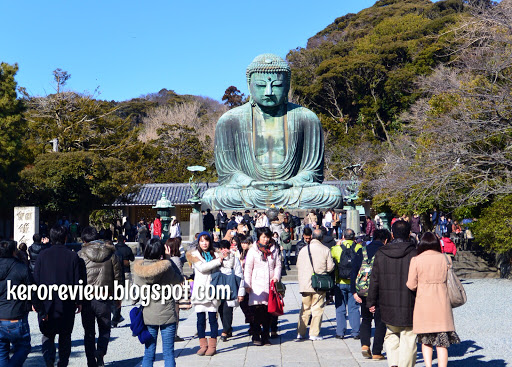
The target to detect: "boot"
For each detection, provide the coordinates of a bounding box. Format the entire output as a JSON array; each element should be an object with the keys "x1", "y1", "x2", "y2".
[
  {"x1": 196, "y1": 338, "x2": 208, "y2": 356},
  {"x1": 205, "y1": 337, "x2": 217, "y2": 356}
]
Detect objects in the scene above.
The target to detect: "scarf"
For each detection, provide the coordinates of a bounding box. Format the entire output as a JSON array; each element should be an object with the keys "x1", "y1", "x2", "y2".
[
  {"x1": 257, "y1": 242, "x2": 272, "y2": 261},
  {"x1": 203, "y1": 251, "x2": 213, "y2": 262}
]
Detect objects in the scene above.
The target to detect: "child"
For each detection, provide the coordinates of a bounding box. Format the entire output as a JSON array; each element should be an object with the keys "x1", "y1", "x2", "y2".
[{"x1": 218, "y1": 240, "x2": 243, "y2": 341}]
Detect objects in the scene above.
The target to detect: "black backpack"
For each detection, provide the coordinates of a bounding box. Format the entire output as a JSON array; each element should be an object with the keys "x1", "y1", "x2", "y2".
[{"x1": 337, "y1": 243, "x2": 356, "y2": 279}]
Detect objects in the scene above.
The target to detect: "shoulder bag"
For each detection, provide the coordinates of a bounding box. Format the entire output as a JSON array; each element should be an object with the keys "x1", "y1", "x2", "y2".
[
  {"x1": 308, "y1": 245, "x2": 334, "y2": 292},
  {"x1": 444, "y1": 254, "x2": 467, "y2": 308}
]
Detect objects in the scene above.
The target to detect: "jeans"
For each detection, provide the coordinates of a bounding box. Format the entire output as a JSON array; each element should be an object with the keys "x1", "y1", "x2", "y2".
[
  {"x1": 282, "y1": 249, "x2": 291, "y2": 267},
  {"x1": 360, "y1": 297, "x2": 385, "y2": 355},
  {"x1": 0, "y1": 317, "x2": 31, "y2": 367},
  {"x1": 219, "y1": 301, "x2": 233, "y2": 335},
  {"x1": 196, "y1": 312, "x2": 218, "y2": 339},
  {"x1": 143, "y1": 323, "x2": 176, "y2": 367},
  {"x1": 81, "y1": 300, "x2": 112, "y2": 367},
  {"x1": 334, "y1": 283, "x2": 361, "y2": 337}
]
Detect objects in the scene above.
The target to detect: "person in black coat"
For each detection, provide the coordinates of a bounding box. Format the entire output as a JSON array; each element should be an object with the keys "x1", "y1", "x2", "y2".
[
  {"x1": 0, "y1": 240, "x2": 43, "y2": 365},
  {"x1": 216, "y1": 210, "x2": 228, "y2": 237},
  {"x1": 367, "y1": 221, "x2": 417, "y2": 367},
  {"x1": 320, "y1": 226, "x2": 336, "y2": 249},
  {"x1": 28, "y1": 233, "x2": 50, "y2": 272},
  {"x1": 112, "y1": 236, "x2": 135, "y2": 327},
  {"x1": 203, "y1": 209, "x2": 216, "y2": 233},
  {"x1": 350, "y1": 229, "x2": 390, "y2": 360},
  {"x1": 34, "y1": 225, "x2": 82, "y2": 367}
]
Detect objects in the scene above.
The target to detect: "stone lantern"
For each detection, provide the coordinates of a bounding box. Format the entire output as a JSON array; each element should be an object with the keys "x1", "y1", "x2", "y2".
[{"x1": 152, "y1": 191, "x2": 174, "y2": 241}]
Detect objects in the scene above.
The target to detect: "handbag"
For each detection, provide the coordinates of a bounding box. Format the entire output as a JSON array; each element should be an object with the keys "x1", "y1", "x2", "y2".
[
  {"x1": 444, "y1": 254, "x2": 467, "y2": 308},
  {"x1": 308, "y1": 245, "x2": 334, "y2": 292},
  {"x1": 129, "y1": 305, "x2": 153, "y2": 344},
  {"x1": 268, "y1": 280, "x2": 284, "y2": 316}
]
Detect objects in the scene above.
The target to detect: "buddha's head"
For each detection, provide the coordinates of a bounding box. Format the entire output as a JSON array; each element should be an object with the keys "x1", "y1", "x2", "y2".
[{"x1": 246, "y1": 54, "x2": 291, "y2": 108}]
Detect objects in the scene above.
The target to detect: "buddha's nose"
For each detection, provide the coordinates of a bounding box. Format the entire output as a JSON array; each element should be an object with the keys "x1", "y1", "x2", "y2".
[{"x1": 265, "y1": 83, "x2": 274, "y2": 96}]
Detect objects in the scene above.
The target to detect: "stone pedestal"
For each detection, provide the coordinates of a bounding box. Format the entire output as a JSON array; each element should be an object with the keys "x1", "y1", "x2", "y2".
[
  {"x1": 346, "y1": 209, "x2": 360, "y2": 235},
  {"x1": 14, "y1": 206, "x2": 39, "y2": 247},
  {"x1": 188, "y1": 212, "x2": 203, "y2": 242}
]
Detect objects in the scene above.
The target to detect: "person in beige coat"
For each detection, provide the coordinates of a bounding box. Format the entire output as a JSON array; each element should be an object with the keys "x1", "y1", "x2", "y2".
[
  {"x1": 296, "y1": 229, "x2": 335, "y2": 340},
  {"x1": 407, "y1": 232, "x2": 460, "y2": 367}
]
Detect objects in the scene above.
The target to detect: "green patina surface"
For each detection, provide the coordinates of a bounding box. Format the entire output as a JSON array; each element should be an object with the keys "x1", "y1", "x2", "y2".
[{"x1": 203, "y1": 54, "x2": 343, "y2": 210}]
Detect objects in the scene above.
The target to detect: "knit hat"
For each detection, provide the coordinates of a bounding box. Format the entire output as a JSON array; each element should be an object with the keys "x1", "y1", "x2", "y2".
[{"x1": 197, "y1": 231, "x2": 212, "y2": 242}]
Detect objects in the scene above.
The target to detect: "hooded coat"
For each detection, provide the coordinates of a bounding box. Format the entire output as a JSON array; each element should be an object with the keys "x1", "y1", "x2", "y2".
[
  {"x1": 133, "y1": 259, "x2": 183, "y2": 325},
  {"x1": 78, "y1": 240, "x2": 123, "y2": 297},
  {"x1": 367, "y1": 239, "x2": 417, "y2": 327},
  {"x1": 28, "y1": 242, "x2": 50, "y2": 272}
]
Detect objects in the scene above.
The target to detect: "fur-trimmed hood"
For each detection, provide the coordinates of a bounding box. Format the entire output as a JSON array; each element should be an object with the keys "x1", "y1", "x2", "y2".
[
  {"x1": 80, "y1": 240, "x2": 116, "y2": 263},
  {"x1": 186, "y1": 249, "x2": 220, "y2": 264},
  {"x1": 133, "y1": 259, "x2": 171, "y2": 283}
]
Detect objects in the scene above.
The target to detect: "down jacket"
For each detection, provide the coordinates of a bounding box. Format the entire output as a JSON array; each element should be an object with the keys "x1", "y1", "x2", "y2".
[
  {"x1": 244, "y1": 243, "x2": 282, "y2": 306},
  {"x1": 78, "y1": 240, "x2": 123, "y2": 297}
]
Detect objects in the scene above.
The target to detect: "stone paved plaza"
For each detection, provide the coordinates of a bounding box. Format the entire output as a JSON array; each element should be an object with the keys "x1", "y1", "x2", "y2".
[{"x1": 23, "y1": 279, "x2": 511, "y2": 367}]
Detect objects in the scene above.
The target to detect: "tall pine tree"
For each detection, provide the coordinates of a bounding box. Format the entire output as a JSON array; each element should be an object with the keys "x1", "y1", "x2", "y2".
[{"x1": 0, "y1": 62, "x2": 26, "y2": 208}]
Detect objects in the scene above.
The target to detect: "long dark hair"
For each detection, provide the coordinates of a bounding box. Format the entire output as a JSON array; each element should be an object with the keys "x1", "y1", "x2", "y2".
[
  {"x1": 256, "y1": 227, "x2": 272, "y2": 245},
  {"x1": 417, "y1": 232, "x2": 442, "y2": 255},
  {"x1": 198, "y1": 234, "x2": 215, "y2": 259},
  {"x1": 165, "y1": 237, "x2": 181, "y2": 257}
]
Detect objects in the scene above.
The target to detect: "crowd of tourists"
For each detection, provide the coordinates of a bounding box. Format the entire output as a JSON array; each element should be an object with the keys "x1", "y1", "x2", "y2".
[{"x1": 0, "y1": 209, "x2": 462, "y2": 367}]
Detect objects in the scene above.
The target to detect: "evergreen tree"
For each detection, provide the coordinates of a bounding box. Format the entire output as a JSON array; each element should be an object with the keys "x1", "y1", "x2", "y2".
[{"x1": 0, "y1": 62, "x2": 27, "y2": 208}]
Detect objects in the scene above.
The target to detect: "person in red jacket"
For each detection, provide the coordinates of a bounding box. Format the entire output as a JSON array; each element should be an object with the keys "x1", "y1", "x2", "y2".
[
  {"x1": 440, "y1": 232, "x2": 457, "y2": 258},
  {"x1": 153, "y1": 214, "x2": 162, "y2": 239}
]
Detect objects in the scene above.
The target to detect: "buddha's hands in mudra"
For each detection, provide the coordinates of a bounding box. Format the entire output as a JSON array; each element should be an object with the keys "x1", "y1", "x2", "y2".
[{"x1": 251, "y1": 180, "x2": 292, "y2": 191}]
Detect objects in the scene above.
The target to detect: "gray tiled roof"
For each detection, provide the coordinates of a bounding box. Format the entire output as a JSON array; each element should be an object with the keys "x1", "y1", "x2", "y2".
[{"x1": 112, "y1": 181, "x2": 354, "y2": 207}]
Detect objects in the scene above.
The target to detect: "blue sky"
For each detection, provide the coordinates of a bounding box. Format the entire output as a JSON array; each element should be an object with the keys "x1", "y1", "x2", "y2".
[{"x1": 2, "y1": 0, "x2": 378, "y2": 102}]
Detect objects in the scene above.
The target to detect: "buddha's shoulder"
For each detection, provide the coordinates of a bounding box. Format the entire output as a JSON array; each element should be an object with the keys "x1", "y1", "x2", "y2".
[
  {"x1": 217, "y1": 103, "x2": 251, "y2": 124},
  {"x1": 288, "y1": 103, "x2": 320, "y2": 122}
]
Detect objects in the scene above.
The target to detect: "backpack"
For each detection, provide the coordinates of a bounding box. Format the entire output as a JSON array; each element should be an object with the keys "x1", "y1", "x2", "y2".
[
  {"x1": 355, "y1": 247, "x2": 375, "y2": 297},
  {"x1": 292, "y1": 215, "x2": 301, "y2": 227},
  {"x1": 337, "y1": 242, "x2": 356, "y2": 279}
]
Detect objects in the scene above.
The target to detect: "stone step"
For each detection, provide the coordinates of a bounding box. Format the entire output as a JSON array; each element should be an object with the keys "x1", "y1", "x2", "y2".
[{"x1": 457, "y1": 270, "x2": 500, "y2": 279}]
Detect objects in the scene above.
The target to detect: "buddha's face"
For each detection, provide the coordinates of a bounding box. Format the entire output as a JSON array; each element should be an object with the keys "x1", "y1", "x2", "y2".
[{"x1": 249, "y1": 72, "x2": 289, "y2": 108}]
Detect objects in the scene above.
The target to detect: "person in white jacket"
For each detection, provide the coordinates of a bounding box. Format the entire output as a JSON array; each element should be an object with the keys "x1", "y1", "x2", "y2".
[{"x1": 185, "y1": 232, "x2": 227, "y2": 357}]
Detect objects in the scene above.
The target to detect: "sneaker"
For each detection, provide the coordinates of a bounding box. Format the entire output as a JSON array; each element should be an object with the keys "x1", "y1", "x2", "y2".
[
  {"x1": 353, "y1": 335, "x2": 360, "y2": 340},
  {"x1": 175, "y1": 335, "x2": 185, "y2": 342},
  {"x1": 335, "y1": 335, "x2": 345, "y2": 339},
  {"x1": 361, "y1": 345, "x2": 372, "y2": 359},
  {"x1": 372, "y1": 354, "x2": 386, "y2": 360},
  {"x1": 296, "y1": 334, "x2": 306, "y2": 340},
  {"x1": 95, "y1": 353, "x2": 105, "y2": 367},
  {"x1": 262, "y1": 338, "x2": 272, "y2": 346},
  {"x1": 309, "y1": 335, "x2": 323, "y2": 341},
  {"x1": 252, "y1": 335, "x2": 262, "y2": 346}
]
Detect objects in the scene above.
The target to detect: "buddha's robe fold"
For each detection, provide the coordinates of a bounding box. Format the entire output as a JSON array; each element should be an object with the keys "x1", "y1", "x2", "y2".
[{"x1": 202, "y1": 102, "x2": 342, "y2": 209}]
